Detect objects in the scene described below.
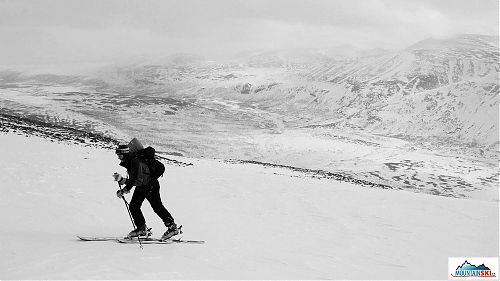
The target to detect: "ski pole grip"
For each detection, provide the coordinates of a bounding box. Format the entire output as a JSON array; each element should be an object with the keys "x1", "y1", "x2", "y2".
[{"x1": 117, "y1": 182, "x2": 125, "y2": 199}]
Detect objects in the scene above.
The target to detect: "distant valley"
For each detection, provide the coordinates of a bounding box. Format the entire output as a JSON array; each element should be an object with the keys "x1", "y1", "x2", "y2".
[{"x1": 0, "y1": 34, "x2": 498, "y2": 200}]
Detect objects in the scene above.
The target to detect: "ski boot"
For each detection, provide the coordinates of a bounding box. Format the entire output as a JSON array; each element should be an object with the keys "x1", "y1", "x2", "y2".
[
  {"x1": 126, "y1": 224, "x2": 152, "y2": 239},
  {"x1": 160, "y1": 223, "x2": 182, "y2": 241}
]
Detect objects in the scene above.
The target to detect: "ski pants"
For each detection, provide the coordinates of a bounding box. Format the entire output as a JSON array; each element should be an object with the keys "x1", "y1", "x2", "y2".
[{"x1": 129, "y1": 181, "x2": 175, "y2": 228}]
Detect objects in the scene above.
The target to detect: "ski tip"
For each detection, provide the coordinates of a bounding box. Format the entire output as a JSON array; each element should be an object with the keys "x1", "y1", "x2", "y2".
[{"x1": 77, "y1": 235, "x2": 94, "y2": 241}]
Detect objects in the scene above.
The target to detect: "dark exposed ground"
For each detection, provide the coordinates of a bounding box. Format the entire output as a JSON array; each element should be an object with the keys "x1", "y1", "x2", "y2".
[
  {"x1": 0, "y1": 112, "x2": 193, "y2": 167},
  {"x1": 0, "y1": 112, "x2": 118, "y2": 149},
  {"x1": 1, "y1": 111, "x2": 405, "y2": 194},
  {"x1": 2, "y1": 111, "x2": 496, "y2": 200}
]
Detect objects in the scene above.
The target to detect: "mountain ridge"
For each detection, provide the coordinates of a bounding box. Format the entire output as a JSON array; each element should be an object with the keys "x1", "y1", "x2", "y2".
[{"x1": 1, "y1": 34, "x2": 498, "y2": 155}]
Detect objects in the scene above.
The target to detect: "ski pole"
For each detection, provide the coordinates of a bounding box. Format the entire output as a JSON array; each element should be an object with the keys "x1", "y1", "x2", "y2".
[
  {"x1": 117, "y1": 183, "x2": 143, "y2": 249},
  {"x1": 118, "y1": 183, "x2": 135, "y2": 229}
]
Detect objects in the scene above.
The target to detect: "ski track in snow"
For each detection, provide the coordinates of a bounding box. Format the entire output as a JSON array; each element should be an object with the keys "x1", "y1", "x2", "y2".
[{"x1": 0, "y1": 132, "x2": 498, "y2": 279}]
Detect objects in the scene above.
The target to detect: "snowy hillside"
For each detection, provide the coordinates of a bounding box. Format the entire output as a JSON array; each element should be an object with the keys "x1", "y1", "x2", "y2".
[
  {"x1": 47, "y1": 34, "x2": 500, "y2": 151},
  {"x1": 1, "y1": 34, "x2": 497, "y2": 152},
  {"x1": 0, "y1": 132, "x2": 497, "y2": 279},
  {"x1": 0, "y1": 33, "x2": 498, "y2": 279},
  {"x1": 0, "y1": 34, "x2": 498, "y2": 201}
]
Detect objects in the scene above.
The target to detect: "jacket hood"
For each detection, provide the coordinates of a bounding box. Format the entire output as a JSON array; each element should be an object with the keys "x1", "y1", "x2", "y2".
[{"x1": 128, "y1": 138, "x2": 145, "y2": 155}]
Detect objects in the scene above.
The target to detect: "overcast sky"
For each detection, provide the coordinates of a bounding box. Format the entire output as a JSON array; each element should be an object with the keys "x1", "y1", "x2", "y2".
[{"x1": 0, "y1": 0, "x2": 498, "y2": 65}]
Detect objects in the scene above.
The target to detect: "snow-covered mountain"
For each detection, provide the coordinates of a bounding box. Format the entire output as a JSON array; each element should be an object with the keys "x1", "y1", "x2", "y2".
[
  {"x1": 0, "y1": 34, "x2": 498, "y2": 200},
  {"x1": 303, "y1": 34, "x2": 499, "y2": 149},
  {"x1": 0, "y1": 35, "x2": 498, "y2": 279},
  {"x1": 84, "y1": 34, "x2": 499, "y2": 153}
]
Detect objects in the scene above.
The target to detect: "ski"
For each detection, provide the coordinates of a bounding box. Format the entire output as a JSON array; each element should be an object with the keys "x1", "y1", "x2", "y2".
[
  {"x1": 77, "y1": 235, "x2": 204, "y2": 244},
  {"x1": 77, "y1": 235, "x2": 150, "y2": 241},
  {"x1": 116, "y1": 237, "x2": 205, "y2": 244},
  {"x1": 77, "y1": 236, "x2": 121, "y2": 241}
]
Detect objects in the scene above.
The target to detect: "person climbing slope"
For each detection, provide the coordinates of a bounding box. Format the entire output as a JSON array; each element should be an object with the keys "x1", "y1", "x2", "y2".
[{"x1": 113, "y1": 138, "x2": 180, "y2": 240}]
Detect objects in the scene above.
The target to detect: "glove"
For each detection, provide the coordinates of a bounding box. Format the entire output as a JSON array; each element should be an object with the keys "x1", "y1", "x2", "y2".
[
  {"x1": 116, "y1": 188, "x2": 130, "y2": 198},
  {"x1": 113, "y1": 173, "x2": 127, "y2": 185}
]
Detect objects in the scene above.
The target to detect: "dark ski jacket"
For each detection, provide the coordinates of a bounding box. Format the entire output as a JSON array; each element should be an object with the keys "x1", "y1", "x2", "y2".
[
  {"x1": 119, "y1": 138, "x2": 152, "y2": 192},
  {"x1": 120, "y1": 156, "x2": 152, "y2": 192}
]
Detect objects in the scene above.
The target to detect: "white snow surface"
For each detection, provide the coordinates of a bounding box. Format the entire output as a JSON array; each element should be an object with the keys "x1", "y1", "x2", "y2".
[{"x1": 0, "y1": 133, "x2": 498, "y2": 279}]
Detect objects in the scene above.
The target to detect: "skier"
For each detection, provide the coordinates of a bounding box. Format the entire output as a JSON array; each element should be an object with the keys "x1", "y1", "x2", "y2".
[{"x1": 113, "y1": 138, "x2": 180, "y2": 240}]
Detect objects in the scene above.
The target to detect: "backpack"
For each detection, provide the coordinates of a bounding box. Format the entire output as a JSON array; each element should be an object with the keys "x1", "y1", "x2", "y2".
[{"x1": 138, "y1": 146, "x2": 165, "y2": 179}]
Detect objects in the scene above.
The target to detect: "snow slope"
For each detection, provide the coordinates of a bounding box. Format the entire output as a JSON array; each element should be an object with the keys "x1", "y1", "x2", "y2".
[
  {"x1": 0, "y1": 132, "x2": 497, "y2": 279},
  {"x1": 0, "y1": 35, "x2": 498, "y2": 203}
]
